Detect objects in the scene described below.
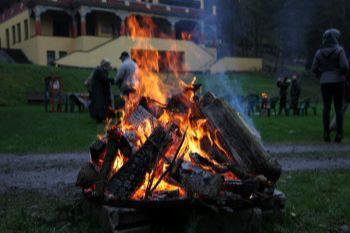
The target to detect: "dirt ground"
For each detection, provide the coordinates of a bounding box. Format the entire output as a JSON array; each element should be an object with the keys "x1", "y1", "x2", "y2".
[{"x1": 1, "y1": 145, "x2": 350, "y2": 196}]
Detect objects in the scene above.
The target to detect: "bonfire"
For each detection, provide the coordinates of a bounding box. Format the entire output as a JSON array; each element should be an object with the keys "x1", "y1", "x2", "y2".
[{"x1": 76, "y1": 16, "x2": 283, "y2": 214}]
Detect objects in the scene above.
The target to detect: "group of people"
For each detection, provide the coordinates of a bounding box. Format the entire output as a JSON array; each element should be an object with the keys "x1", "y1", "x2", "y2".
[
  {"x1": 277, "y1": 74, "x2": 301, "y2": 116},
  {"x1": 312, "y1": 29, "x2": 350, "y2": 143},
  {"x1": 86, "y1": 51, "x2": 138, "y2": 123},
  {"x1": 86, "y1": 29, "x2": 350, "y2": 143}
]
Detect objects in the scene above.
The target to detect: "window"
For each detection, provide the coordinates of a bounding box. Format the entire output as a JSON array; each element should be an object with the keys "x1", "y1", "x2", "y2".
[
  {"x1": 12, "y1": 25, "x2": 16, "y2": 44},
  {"x1": 24, "y1": 19, "x2": 29, "y2": 40},
  {"x1": 47, "y1": 50, "x2": 56, "y2": 65},
  {"x1": 6, "y1": 28, "x2": 10, "y2": 48},
  {"x1": 17, "y1": 23, "x2": 21, "y2": 42},
  {"x1": 59, "y1": 51, "x2": 67, "y2": 58}
]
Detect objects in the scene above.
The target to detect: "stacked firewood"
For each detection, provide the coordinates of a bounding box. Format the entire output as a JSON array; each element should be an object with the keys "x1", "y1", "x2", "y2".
[{"x1": 76, "y1": 90, "x2": 282, "y2": 211}]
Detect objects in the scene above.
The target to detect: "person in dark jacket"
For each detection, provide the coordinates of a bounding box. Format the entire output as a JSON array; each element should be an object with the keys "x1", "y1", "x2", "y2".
[
  {"x1": 89, "y1": 59, "x2": 113, "y2": 123},
  {"x1": 277, "y1": 76, "x2": 290, "y2": 116},
  {"x1": 312, "y1": 29, "x2": 349, "y2": 142},
  {"x1": 290, "y1": 74, "x2": 301, "y2": 115}
]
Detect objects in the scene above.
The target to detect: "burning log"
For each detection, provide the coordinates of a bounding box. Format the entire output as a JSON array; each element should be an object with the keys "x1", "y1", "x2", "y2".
[
  {"x1": 172, "y1": 161, "x2": 224, "y2": 198},
  {"x1": 199, "y1": 92, "x2": 281, "y2": 183},
  {"x1": 107, "y1": 127, "x2": 172, "y2": 200},
  {"x1": 127, "y1": 105, "x2": 157, "y2": 128},
  {"x1": 99, "y1": 130, "x2": 122, "y2": 181},
  {"x1": 189, "y1": 152, "x2": 228, "y2": 173}
]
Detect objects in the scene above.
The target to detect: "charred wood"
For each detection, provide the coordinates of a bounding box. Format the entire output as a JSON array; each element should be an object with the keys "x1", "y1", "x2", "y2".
[
  {"x1": 89, "y1": 140, "x2": 106, "y2": 164},
  {"x1": 76, "y1": 162, "x2": 99, "y2": 189},
  {"x1": 107, "y1": 127, "x2": 172, "y2": 200}
]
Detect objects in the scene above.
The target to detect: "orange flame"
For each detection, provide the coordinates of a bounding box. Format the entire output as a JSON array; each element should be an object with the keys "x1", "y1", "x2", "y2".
[{"x1": 99, "y1": 15, "x2": 237, "y2": 200}]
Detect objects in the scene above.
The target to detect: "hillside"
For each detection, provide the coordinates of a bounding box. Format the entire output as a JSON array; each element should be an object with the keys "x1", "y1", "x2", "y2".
[
  {"x1": 0, "y1": 62, "x2": 320, "y2": 106},
  {"x1": 0, "y1": 63, "x2": 91, "y2": 106}
]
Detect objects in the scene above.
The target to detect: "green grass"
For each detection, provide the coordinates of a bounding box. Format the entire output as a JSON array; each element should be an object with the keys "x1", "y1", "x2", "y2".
[
  {"x1": 1, "y1": 104, "x2": 350, "y2": 154},
  {"x1": 0, "y1": 191, "x2": 99, "y2": 233},
  {"x1": 0, "y1": 62, "x2": 320, "y2": 106},
  {"x1": 0, "y1": 106, "x2": 103, "y2": 154},
  {"x1": 0, "y1": 62, "x2": 91, "y2": 106},
  {"x1": 266, "y1": 170, "x2": 350, "y2": 233},
  {"x1": 253, "y1": 109, "x2": 350, "y2": 144},
  {"x1": 0, "y1": 171, "x2": 348, "y2": 233},
  {"x1": 0, "y1": 63, "x2": 345, "y2": 153},
  {"x1": 272, "y1": 151, "x2": 350, "y2": 158},
  {"x1": 196, "y1": 71, "x2": 320, "y2": 99}
]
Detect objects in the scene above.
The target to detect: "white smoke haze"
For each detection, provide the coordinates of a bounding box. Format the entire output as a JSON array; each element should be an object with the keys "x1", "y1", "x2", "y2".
[{"x1": 199, "y1": 72, "x2": 262, "y2": 141}]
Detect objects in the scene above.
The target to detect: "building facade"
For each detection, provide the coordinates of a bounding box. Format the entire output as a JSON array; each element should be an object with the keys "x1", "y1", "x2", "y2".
[{"x1": 0, "y1": 0, "x2": 219, "y2": 71}]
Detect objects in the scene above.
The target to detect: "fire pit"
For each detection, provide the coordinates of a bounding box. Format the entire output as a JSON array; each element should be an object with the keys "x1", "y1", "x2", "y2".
[{"x1": 75, "y1": 16, "x2": 285, "y2": 233}]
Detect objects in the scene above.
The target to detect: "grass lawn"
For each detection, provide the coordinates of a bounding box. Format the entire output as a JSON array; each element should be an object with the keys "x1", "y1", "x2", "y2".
[
  {"x1": 0, "y1": 63, "x2": 92, "y2": 106},
  {"x1": 0, "y1": 105, "x2": 103, "y2": 154},
  {"x1": 1, "y1": 62, "x2": 347, "y2": 153},
  {"x1": 253, "y1": 108, "x2": 350, "y2": 144},
  {"x1": 0, "y1": 191, "x2": 100, "y2": 233},
  {"x1": 266, "y1": 170, "x2": 350, "y2": 233},
  {"x1": 0, "y1": 171, "x2": 349, "y2": 233},
  {"x1": 1, "y1": 104, "x2": 350, "y2": 154}
]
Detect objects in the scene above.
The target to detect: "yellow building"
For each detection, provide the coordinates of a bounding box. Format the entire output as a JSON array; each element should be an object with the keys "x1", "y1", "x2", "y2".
[{"x1": 0, "y1": 0, "x2": 222, "y2": 71}]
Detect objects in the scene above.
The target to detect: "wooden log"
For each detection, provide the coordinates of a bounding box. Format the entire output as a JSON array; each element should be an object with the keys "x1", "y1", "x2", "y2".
[
  {"x1": 89, "y1": 140, "x2": 106, "y2": 164},
  {"x1": 127, "y1": 105, "x2": 157, "y2": 129},
  {"x1": 99, "y1": 130, "x2": 122, "y2": 181},
  {"x1": 199, "y1": 92, "x2": 281, "y2": 183},
  {"x1": 76, "y1": 162, "x2": 99, "y2": 189},
  {"x1": 189, "y1": 152, "x2": 228, "y2": 173},
  {"x1": 172, "y1": 162, "x2": 224, "y2": 199},
  {"x1": 107, "y1": 127, "x2": 172, "y2": 200}
]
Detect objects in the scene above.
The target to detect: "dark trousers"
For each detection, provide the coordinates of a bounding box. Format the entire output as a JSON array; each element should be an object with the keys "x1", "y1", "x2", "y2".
[
  {"x1": 279, "y1": 96, "x2": 288, "y2": 116},
  {"x1": 321, "y1": 82, "x2": 345, "y2": 136}
]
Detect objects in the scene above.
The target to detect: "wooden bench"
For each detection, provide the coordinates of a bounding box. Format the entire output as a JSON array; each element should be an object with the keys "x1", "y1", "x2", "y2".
[{"x1": 26, "y1": 91, "x2": 45, "y2": 104}]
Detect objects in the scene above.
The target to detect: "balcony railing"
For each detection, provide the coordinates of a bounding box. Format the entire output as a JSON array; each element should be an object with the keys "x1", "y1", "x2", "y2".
[{"x1": 158, "y1": 0, "x2": 200, "y2": 9}]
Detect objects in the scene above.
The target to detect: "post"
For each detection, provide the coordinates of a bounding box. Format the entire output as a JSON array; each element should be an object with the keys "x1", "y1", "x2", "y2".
[
  {"x1": 117, "y1": 12, "x2": 128, "y2": 36},
  {"x1": 79, "y1": 7, "x2": 91, "y2": 36},
  {"x1": 71, "y1": 16, "x2": 78, "y2": 37},
  {"x1": 33, "y1": 7, "x2": 43, "y2": 36},
  {"x1": 168, "y1": 17, "x2": 178, "y2": 39}
]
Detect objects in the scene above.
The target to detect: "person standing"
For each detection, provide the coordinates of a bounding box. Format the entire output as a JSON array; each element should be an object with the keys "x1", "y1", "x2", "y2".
[
  {"x1": 89, "y1": 58, "x2": 113, "y2": 123},
  {"x1": 330, "y1": 58, "x2": 350, "y2": 132},
  {"x1": 312, "y1": 29, "x2": 349, "y2": 142},
  {"x1": 114, "y1": 52, "x2": 139, "y2": 115},
  {"x1": 290, "y1": 74, "x2": 301, "y2": 116},
  {"x1": 277, "y1": 76, "x2": 290, "y2": 116}
]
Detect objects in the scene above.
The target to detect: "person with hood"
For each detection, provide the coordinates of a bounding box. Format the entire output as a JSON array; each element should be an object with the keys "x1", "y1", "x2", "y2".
[
  {"x1": 290, "y1": 74, "x2": 301, "y2": 116},
  {"x1": 312, "y1": 29, "x2": 349, "y2": 142},
  {"x1": 277, "y1": 76, "x2": 290, "y2": 116},
  {"x1": 89, "y1": 58, "x2": 114, "y2": 123}
]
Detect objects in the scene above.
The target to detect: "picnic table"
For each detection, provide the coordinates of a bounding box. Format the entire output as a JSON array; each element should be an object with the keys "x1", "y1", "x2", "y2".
[{"x1": 64, "y1": 92, "x2": 90, "y2": 112}]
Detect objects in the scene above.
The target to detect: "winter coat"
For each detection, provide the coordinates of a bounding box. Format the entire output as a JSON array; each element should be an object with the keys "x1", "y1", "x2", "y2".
[
  {"x1": 290, "y1": 80, "x2": 301, "y2": 108},
  {"x1": 115, "y1": 58, "x2": 138, "y2": 94},
  {"x1": 277, "y1": 80, "x2": 290, "y2": 97},
  {"x1": 311, "y1": 29, "x2": 349, "y2": 84},
  {"x1": 90, "y1": 67, "x2": 112, "y2": 120}
]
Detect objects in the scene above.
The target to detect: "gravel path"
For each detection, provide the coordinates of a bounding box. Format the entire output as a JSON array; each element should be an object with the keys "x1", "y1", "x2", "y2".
[
  {"x1": 265, "y1": 144, "x2": 350, "y2": 154},
  {"x1": 0, "y1": 149, "x2": 350, "y2": 195}
]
